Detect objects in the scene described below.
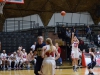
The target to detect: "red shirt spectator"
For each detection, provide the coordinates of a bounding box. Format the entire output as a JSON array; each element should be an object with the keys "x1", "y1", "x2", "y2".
[
  {"x1": 79, "y1": 39, "x2": 84, "y2": 46},
  {"x1": 55, "y1": 43, "x2": 61, "y2": 55},
  {"x1": 58, "y1": 47, "x2": 61, "y2": 54}
]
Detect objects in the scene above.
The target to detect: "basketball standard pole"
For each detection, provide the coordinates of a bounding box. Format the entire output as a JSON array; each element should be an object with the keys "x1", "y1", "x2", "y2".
[
  {"x1": 54, "y1": 13, "x2": 57, "y2": 34},
  {"x1": 67, "y1": 13, "x2": 73, "y2": 62},
  {"x1": 71, "y1": 13, "x2": 73, "y2": 27},
  {"x1": 14, "y1": 18, "x2": 15, "y2": 31},
  {"x1": 62, "y1": 16, "x2": 64, "y2": 25}
]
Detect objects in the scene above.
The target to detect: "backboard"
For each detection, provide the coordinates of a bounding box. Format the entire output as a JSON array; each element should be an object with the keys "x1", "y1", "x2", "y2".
[{"x1": 5, "y1": 0, "x2": 24, "y2": 4}]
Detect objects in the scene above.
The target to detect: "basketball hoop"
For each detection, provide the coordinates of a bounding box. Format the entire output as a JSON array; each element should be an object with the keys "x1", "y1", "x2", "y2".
[
  {"x1": 0, "y1": 0, "x2": 6, "y2": 14},
  {"x1": 0, "y1": 0, "x2": 24, "y2": 14}
]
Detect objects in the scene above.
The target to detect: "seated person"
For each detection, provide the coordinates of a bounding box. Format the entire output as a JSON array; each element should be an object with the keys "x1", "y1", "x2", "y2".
[
  {"x1": 27, "y1": 50, "x2": 36, "y2": 69},
  {"x1": 22, "y1": 49, "x2": 28, "y2": 68},
  {"x1": 1, "y1": 50, "x2": 8, "y2": 70},
  {"x1": 8, "y1": 52, "x2": 17, "y2": 69},
  {"x1": 16, "y1": 47, "x2": 23, "y2": 69}
]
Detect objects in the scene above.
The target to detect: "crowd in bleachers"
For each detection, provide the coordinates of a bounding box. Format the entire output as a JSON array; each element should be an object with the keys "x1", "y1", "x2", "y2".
[{"x1": 0, "y1": 41, "x2": 63, "y2": 70}]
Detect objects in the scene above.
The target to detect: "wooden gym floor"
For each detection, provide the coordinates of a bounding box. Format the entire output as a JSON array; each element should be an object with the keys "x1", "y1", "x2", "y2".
[{"x1": 0, "y1": 68, "x2": 100, "y2": 75}]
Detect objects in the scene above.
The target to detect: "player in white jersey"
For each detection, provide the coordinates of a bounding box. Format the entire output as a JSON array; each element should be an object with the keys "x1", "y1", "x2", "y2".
[
  {"x1": 39, "y1": 38, "x2": 60, "y2": 75},
  {"x1": 22, "y1": 49, "x2": 27, "y2": 64},
  {"x1": 71, "y1": 32, "x2": 79, "y2": 71},
  {"x1": 8, "y1": 52, "x2": 17, "y2": 69},
  {"x1": 16, "y1": 47, "x2": 23, "y2": 69},
  {"x1": 1, "y1": 50, "x2": 8, "y2": 70}
]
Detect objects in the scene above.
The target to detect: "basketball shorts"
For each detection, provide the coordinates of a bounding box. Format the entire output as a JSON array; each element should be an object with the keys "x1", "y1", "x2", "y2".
[
  {"x1": 71, "y1": 50, "x2": 79, "y2": 58},
  {"x1": 87, "y1": 61, "x2": 96, "y2": 69},
  {"x1": 23, "y1": 58, "x2": 27, "y2": 62},
  {"x1": 41, "y1": 58, "x2": 56, "y2": 75}
]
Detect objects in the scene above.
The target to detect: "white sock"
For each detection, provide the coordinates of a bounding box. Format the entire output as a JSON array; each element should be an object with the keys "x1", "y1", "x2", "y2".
[
  {"x1": 75, "y1": 65, "x2": 77, "y2": 68},
  {"x1": 28, "y1": 64, "x2": 30, "y2": 68},
  {"x1": 3, "y1": 65, "x2": 5, "y2": 68}
]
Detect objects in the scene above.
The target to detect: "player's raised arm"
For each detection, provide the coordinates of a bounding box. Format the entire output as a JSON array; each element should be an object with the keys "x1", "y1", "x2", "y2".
[{"x1": 71, "y1": 32, "x2": 74, "y2": 44}]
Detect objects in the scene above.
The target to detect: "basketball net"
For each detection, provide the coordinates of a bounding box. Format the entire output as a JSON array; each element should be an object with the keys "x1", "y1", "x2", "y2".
[{"x1": 0, "y1": 0, "x2": 6, "y2": 14}]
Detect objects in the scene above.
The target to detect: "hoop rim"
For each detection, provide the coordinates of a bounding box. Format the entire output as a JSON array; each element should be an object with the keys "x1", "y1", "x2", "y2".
[
  {"x1": 0, "y1": 0, "x2": 4, "y2": 2},
  {"x1": 0, "y1": 0, "x2": 24, "y2": 4}
]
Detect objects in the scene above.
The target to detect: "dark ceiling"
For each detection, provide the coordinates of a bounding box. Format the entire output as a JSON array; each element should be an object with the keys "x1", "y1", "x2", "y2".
[{"x1": 3, "y1": 0, "x2": 100, "y2": 26}]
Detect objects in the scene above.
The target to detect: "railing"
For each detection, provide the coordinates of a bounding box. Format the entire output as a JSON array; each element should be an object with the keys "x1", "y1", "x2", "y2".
[
  {"x1": 3, "y1": 20, "x2": 37, "y2": 32},
  {"x1": 3, "y1": 20, "x2": 100, "y2": 35},
  {"x1": 56, "y1": 22, "x2": 86, "y2": 27}
]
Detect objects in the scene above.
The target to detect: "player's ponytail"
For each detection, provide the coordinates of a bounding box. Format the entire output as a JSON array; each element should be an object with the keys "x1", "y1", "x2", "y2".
[{"x1": 46, "y1": 38, "x2": 53, "y2": 53}]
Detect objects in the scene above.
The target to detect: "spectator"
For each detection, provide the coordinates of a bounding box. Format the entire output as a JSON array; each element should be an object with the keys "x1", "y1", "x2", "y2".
[
  {"x1": 71, "y1": 26, "x2": 74, "y2": 32},
  {"x1": 83, "y1": 44, "x2": 89, "y2": 53},
  {"x1": 98, "y1": 34, "x2": 100, "y2": 44},
  {"x1": 79, "y1": 38, "x2": 84, "y2": 51},
  {"x1": 88, "y1": 41, "x2": 95, "y2": 48},
  {"x1": 55, "y1": 43, "x2": 62, "y2": 66},
  {"x1": 66, "y1": 29, "x2": 71, "y2": 38},
  {"x1": 66, "y1": 28, "x2": 69, "y2": 34},
  {"x1": 60, "y1": 25, "x2": 66, "y2": 41},
  {"x1": 98, "y1": 42, "x2": 100, "y2": 45},
  {"x1": 27, "y1": 50, "x2": 36, "y2": 70},
  {"x1": 8, "y1": 52, "x2": 17, "y2": 70},
  {"x1": 57, "y1": 27, "x2": 62, "y2": 39},
  {"x1": 86, "y1": 25, "x2": 92, "y2": 40},
  {"x1": 74, "y1": 28, "x2": 78, "y2": 38},
  {"x1": 66, "y1": 29, "x2": 71, "y2": 44},
  {"x1": 79, "y1": 39, "x2": 84, "y2": 46},
  {"x1": 1, "y1": 50, "x2": 8, "y2": 70},
  {"x1": 31, "y1": 42, "x2": 36, "y2": 51}
]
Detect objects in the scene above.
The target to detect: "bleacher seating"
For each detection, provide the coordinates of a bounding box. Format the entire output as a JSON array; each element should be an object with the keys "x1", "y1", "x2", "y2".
[
  {"x1": 93, "y1": 34, "x2": 100, "y2": 47},
  {"x1": 0, "y1": 32, "x2": 36, "y2": 53}
]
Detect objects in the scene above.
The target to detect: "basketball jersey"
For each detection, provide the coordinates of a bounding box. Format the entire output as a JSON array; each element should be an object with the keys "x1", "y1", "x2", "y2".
[
  {"x1": 11, "y1": 54, "x2": 17, "y2": 60},
  {"x1": 44, "y1": 45, "x2": 55, "y2": 59},
  {"x1": 90, "y1": 53, "x2": 96, "y2": 62},
  {"x1": 1, "y1": 53, "x2": 7, "y2": 59},
  {"x1": 22, "y1": 52, "x2": 27, "y2": 58},
  {"x1": 35, "y1": 43, "x2": 46, "y2": 56},
  {"x1": 17, "y1": 51, "x2": 22, "y2": 59},
  {"x1": 72, "y1": 42, "x2": 78, "y2": 51},
  {"x1": 27, "y1": 53, "x2": 33, "y2": 61}
]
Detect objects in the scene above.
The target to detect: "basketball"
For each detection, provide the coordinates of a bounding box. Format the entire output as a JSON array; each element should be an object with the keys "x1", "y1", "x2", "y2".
[{"x1": 61, "y1": 11, "x2": 66, "y2": 16}]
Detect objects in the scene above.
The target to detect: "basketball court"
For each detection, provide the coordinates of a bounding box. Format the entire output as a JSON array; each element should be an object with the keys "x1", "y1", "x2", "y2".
[
  {"x1": 0, "y1": 68, "x2": 100, "y2": 75},
  {"x1": 0, "y1": 0, "x2": 100, "y2": 75}
]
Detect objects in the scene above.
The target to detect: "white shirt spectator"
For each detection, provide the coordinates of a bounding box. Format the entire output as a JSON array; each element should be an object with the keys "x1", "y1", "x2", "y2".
[
  {"x1": 31, "y1": 45, "x2": 35, "y2": 51},
  {"x1": 98, "y1": 35, "x2": 100, "y2": 40},
  {"x1": 1, "y1": 53, "x2": 7, "y2": 60},
  {"x1": 11, "y1": 54, "x2": 17, "y2": 59}
]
